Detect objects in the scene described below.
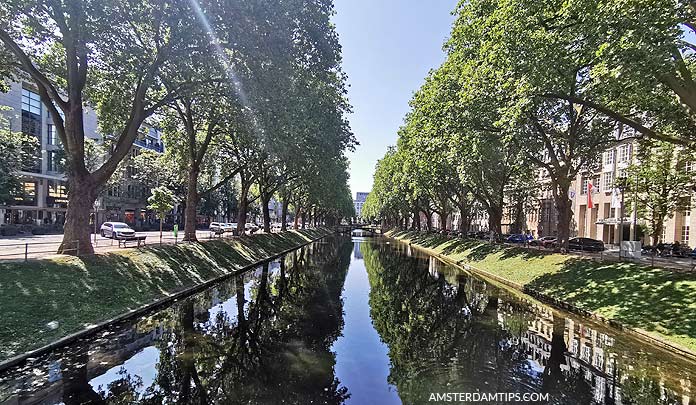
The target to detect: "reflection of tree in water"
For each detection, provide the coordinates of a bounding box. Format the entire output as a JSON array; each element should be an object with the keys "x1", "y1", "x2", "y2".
[
  {"x1": 361, "y1": 241, "x2": 690, "y2": 405},
  {"x1": 362, "y1": 242, "x2": 544, "y2": 403},
  {"x1": 91, "y1": 237, "x2": 353, "y2": 404}
]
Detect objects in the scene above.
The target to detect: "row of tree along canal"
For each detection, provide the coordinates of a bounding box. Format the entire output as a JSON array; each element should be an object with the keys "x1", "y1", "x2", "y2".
[{"x1": 0, "y1": 236, "x2": 693, "y2": 404}]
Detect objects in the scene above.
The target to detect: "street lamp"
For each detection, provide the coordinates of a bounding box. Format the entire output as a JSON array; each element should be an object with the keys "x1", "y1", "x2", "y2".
[{"x1": 93, "y1": 198, "x2": 101, "y2": 246}]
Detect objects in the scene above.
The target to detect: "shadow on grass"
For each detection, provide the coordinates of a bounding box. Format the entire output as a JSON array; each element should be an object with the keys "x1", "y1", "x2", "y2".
[
  {"x1": 528, "y1": 258, "x2": 696, "y2": 340},
  {"x1": 391, "y1": 230, "x2": 549, "y2": 261},
  {"x1": 390, "y1": 230, "x2": 696, "y2": 348},
  {"x1": 0, "y1": 228, "x2": 332, "y2": 361}
]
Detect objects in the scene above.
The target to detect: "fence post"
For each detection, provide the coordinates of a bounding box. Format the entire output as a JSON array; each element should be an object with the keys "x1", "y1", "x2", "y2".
[{"x1": 24, "y1": 243, "x2": 28, "y2": 262}]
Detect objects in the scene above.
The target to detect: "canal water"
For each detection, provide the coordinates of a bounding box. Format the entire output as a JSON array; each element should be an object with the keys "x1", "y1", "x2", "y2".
[{"x1": 1, "y1": 236, "x2": 695, "y2": 404}]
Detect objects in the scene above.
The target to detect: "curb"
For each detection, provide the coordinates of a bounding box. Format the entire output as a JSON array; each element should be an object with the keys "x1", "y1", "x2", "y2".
[
  {"x1": 0, "y1": 229, "x2": 334, "y2": 373},
  {"x1": 394, "y1": 235, "x2": 696, "y2": 363}
]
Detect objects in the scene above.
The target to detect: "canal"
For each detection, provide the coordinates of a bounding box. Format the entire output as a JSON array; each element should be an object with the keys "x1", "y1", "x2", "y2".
[{"x1": 0, "y1": 236, "x2": 695, "y2": 404}]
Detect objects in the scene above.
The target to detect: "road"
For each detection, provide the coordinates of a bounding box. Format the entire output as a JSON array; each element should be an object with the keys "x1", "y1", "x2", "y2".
[{"x1": 0, "y1": 230, "x2": 226, "y2": 261}]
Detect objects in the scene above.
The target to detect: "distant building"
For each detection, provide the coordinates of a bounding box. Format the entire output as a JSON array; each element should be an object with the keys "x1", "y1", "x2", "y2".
[
  {"x1": 0, "y1": 81, "x2": 100, "y2": 226},
  {"x1": 0, "y1": 80, "x2": 165, "y2": 231},
  {"x1": 354, "y1": 192, "x2": 369, "y2": 220}
]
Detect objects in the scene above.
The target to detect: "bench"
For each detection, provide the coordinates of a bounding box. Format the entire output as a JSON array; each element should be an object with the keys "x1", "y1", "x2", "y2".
[
  {"x1": 209, "y1": 229, "x2": 225, "y2": 238},
  {"x1": 117, "y1": 235, "x2": 147, "y2": 248}
]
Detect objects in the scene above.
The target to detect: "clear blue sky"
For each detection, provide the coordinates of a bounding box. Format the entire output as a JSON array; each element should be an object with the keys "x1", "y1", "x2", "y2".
[{"x1": 332, "y1": 0, "x2": 458, "y2": 198}]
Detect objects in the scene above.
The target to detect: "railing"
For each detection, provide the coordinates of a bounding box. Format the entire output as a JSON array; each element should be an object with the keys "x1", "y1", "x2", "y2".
[
  {"x1": 0, "y1": 240, "x2": 80, "y2": 262},
  {"x1": 0, "y1": 228, "x2": 293, "y2": 262}
]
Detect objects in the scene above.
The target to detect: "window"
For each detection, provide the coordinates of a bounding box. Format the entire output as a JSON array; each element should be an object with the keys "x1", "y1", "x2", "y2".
[
  {"x1": 617, "y1": 144, "x2": 631, "y2": 163},
  {"x1": 593, "y1": 352, "x2": 604, "y2": 369},
  {"x1": 682, "y1": 225, "x2": 690, "y2": 245},
  {"x1": 581, "y1": 345, "x2": 591, "y2": 362},
  {"x1": 15, "y1": 182, "x2": 37, "y2": 205},
  {"x1": 21, "y1": 89, "x2": 41, "y2": 115},
  {"x1": 47, "y1": 108, "x2": 65, "y2": 121},
  {"x1": 48, "y1": 124, "x2": 60, "y2": 146},
  {"x1": 603, "y1": 172, "x2": 614, "y2": 191},
  {"x1": 603, "y1": 150, "x2": 614, "y2": 166},
  {"x1": 581, "y1": 177, "x2": 589, "y2": 195},
  {"x1": 592, "y1": 176, "x2": 601, "y2": 193},
  {"x1": 47, "y1": 151, "x2": 59, "y2": 172},
  {"x1": 683, "y1": 197, "x2": 692, "y2": 217},
  {"x1": 620, "y1": 125, "x2": 636, "y2": 140},
  {"x1": 685, "y1": 161, "x2": 695, "y2": 173},
  {"x1": 48, "y1": 181, "x2": 66, "y2": 198}
]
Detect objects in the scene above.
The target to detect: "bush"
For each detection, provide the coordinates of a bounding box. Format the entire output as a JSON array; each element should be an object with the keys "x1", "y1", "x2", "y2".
[{"x1": 0, "y1": 225, "x2": 18, "y2": 236}]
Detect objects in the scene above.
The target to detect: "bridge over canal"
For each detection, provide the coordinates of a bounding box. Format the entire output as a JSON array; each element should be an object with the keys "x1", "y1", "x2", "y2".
[{"x1": 336, "y1": 224, "x2": 384, "y2": 236}]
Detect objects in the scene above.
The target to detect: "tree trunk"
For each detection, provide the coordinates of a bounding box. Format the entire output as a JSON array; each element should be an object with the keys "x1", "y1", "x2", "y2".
[
  {"x1": 59, "y1": 175, "x2": 98, "y2": 255},
  {"x1": 301, "y1": 211, "x2": 306, "y2": 229},
  {"x1": 183, "y1": 167, "x2": 199, "y2": 241},
  {"x1": 425, "y1": 212, "x2": 432, "y2": 231},
  {"x1": 555, "y1": 195, "x2": 573, "y2": 252},
  {"x1": 651, "y1": 219, "x2": 663, "y2": 245},
  {"x1": 294, "y1": 206, "x2": 301, "y2": 230},
  {"x1": 159, "y1": 215, "x2": 163, "y2": 244},
  {"x1": 488, "y1": 206, "x2": 503, "y2": 235},
  {"x1": 262, "y1": 194, "x2": 271, "y2": 233},
  {"x1": 237, "y1": 184, "x2": 249, "y2": 236},
  {"x1": 281, "y1": 198, "x2": 289, "y2": 232}
]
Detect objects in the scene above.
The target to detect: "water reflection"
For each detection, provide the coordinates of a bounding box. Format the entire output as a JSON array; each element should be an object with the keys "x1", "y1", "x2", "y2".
[
  {"x1": 0, "y1": 238, "x2": 352, "y2": 404},
  {"x1": 1, "y1": 237, "x2": 695, "y2": 404},
  {"x1": 362, "y1": 240, "x2": 696, "y2": 404}
]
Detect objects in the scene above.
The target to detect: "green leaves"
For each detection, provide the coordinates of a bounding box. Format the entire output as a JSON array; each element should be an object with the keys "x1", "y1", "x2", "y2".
[{"x1": 147, "y1": 185, "x2": 178, "y2": 219}]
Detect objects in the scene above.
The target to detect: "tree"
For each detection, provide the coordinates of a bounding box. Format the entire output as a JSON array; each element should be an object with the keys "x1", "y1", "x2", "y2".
[
  {"x1": 0, "y1": 0, "x2": 216, "y2": 253},
  {"x1": 627, "y1": 141, "x2": 695, "y2": 244},
  {"x1": 445, "y1": 0, "x2": 617, "y2": 248},
  {"x1": 147, "y1": 186, "x2": 177, "y2": 244}
]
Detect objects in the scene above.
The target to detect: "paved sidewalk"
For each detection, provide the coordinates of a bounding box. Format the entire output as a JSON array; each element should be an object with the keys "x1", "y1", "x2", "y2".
[{"x1": 0, "y1": 230, "x2": 224, "y2": 261}]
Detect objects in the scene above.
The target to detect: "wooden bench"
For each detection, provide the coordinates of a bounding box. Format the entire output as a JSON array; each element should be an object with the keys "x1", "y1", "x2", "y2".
[{"x1": 117, "y1": 235, "x2": 147, "y2": 248}]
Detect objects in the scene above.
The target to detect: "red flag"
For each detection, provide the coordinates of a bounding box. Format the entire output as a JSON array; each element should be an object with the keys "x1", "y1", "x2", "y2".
[{"x1": 587, "y1": 182, "x2": 594, "y2": 209}]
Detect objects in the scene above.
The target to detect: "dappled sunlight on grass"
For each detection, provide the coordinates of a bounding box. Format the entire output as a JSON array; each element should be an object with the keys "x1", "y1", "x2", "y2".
[
  {"x1": 0, "y1": 227, "x2": 332, "y2": 361},
  {"x1": 390, "y1": 230, "x2": 696, "y2": 352}
]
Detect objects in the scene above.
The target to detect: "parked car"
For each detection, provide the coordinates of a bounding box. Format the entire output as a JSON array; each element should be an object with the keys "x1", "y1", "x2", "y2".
[
  {"x1": 271, "y1": 223, "x2": 282, "y2": 232},
  {"x1": 221, "y1": 223, "x2": 237, "y2": 232},
  {"x1": 567, "y1": 237, "x2": 605, "y2": 252},
  {"x1": 100, "y1": 222, "x2": 136, "y2": 239},
  {"x1": 530, "y1": 236, "x2": 557, "y2": 247},
  {"x1": 209, "y1": 222, "x2": 223, "y2": 232},
  {"x1": 506, "y1": 234, "x2": 533, "y2": 244}
]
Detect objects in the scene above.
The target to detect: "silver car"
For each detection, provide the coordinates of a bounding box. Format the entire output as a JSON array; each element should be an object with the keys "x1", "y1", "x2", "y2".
[{"x1": 100, "y1": 222, "x2": 136, "y2": 238}]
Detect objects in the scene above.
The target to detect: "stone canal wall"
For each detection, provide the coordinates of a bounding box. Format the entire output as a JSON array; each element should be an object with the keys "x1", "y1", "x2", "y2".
[
  {"x1": 387, "y1": 230, "x2": 696, "y2": 361},
  {"x1": 0, "y1": 228, "x2": 334, "y2": 369}
]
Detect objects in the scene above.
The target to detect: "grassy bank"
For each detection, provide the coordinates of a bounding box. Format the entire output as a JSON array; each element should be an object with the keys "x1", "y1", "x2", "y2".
[
  {"x1": 390, "y1": 230, "x2": 696, "y2": 353},
  {"x1": 0, "y1": 228, "x2": 332, "y2": 362}
]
